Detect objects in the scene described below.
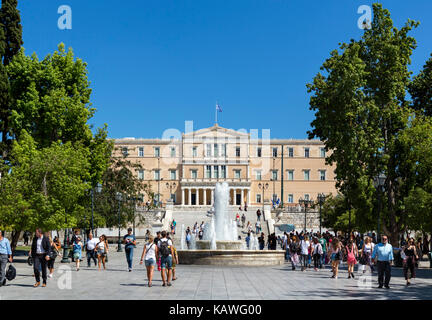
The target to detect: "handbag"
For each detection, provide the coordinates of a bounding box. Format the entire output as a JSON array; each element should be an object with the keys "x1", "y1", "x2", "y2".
[
  {"x1": 6, "y1": 264, "x2": 16, "y2": 281},
  {"x1": 359, "y1": 253, "x2": 367, "y2": 265}
]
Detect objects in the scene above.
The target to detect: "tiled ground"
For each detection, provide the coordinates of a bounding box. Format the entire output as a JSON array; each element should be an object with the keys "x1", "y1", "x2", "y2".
[{"x1": 1, "y1": 250, "x2": 431, "y2": 300}]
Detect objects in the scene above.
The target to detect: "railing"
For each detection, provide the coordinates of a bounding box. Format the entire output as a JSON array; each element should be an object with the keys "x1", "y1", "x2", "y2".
[{"x1": 180, "y1": 178, "x2": 251, "y2": 183}]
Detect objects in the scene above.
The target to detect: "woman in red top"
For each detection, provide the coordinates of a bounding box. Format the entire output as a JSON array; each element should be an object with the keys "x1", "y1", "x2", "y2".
[{"x1": 346, "y1": 239, "x2": 358, "y2": 279}]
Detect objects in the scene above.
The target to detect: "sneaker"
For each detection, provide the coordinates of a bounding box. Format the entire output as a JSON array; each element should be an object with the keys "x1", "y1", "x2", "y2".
[
  {"x1": 385, "y1": 285, "x2": 390, "y2": 289},
  {"x1": 42, "y1": 283, "x2": 46, "y2": 287},
  {"x1": 48, "y1": 274, "x2": 53, "y2": 278},
  {"x1": 348, "y1": 274, "x2": 351, "y2": 279},
  {"x1": 167, "y1": 282, "x2": 172, "y2": 286},
  {"x1": 334, "y1": 276, "x2": 338, "y2": 279},
  {"x1": 162, "y1": 282, "x2": 167, "y2": 287},
  {"x1": 331, "y1": 275, "x2": 335, "y2": 278},
  {"x1": 34, "y1": 282, "x2": 40, "y2": 287}
]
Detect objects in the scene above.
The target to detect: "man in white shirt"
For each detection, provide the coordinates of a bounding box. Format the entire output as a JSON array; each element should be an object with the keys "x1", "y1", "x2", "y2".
[
  {"x1": 157, "y1": 231, "x2": 174, "y2": 287},
  {"x1": 86, "y1": 233, "x2": 98, "y2": 267}
]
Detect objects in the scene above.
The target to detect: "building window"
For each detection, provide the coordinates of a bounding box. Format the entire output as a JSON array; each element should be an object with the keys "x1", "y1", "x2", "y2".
[
  {"x1": 256, "y1": 194, "x2": 262, "y2": 203},
  {"x1": 170, "y1": 170, "x2": 176, "y2": 180},
  {"x1": 170, "y1": 193, "x2": 176, "y2": 203},
  {"x1": 191, "y1": 169, "x2": 198, "y2": 179},
  {"x1": 272, "y1": 147, "x2": 278, "y2": 157},
  {"x1": 257, "y1": 147, "x2": 262, "y2": 157},
  {"x1": 320, "y1": 170, "x2": 326, "y2": 181},
  {"x1": 304, "y1": 194, "x2": 310, "y2": 201},
  {"x1": 138, "y1": 170, "x2": 144, "y2": 180},
  {"x1": 154, "y1": 147, "x2": 160, "y2": 158},
  {"x1": 214, "y1": 144, "x2": 219, "y2": 157},
  {"x1": 287, "y1": 170, "x2": 294, "y2": 181},
  {"x1": 138, "y1": 147, "x2": 144, "y2": 157},
  {"x1": 213, "y1": 165, "x2": 219, "y2": 179},
  {"x1": 288, "y1": 194, "x2": 293, "y2": 203},
  {"x1": 304, "y1": 170, "x2": 310, "y2": 181},
  {"x1": 272, "y1": 170, "x2": 278, "y2": 181},
  {"x1": 320, "y1": 147, "x2": 325, "y2": 158},
  {"x1": 206, "y1": 144, "x2": 211, "y2": 157},
  {"x1": 192, "y1": 146, "x2": 198, "y2": 157},
  {"x1": 220, "y1": 165, "x2": 226, "y2": 178},
  {"x1": 205, "y1": 165, "x2": 211, "y2": 179},
  {"x1": 304, "y1": 148, "x2": 310, "y2": 158},
  {"x1": 235, "y1": 147, "x2": 240, "y2": 157},
  {"x1": 170, "y1": 147, "x2": 176, "y2": 157},
  {"x1": 234, "y1": 170, "x2": 241, "y2": 179},
  {"x1": 122, "y1": 147, "x2": 128, "y2": 157},
  {"x1": 255, "y1": 170, "x2": 262, "y2": 181},
  {"x1": 154, "y1": 170, "x2": 160, "y2": 180},
  {"x1": 221, "y1": 144, "x2": 226, "y2": 156},
  {"x1": 288, "y1": 147, "x2": 294, "y2": 157}
]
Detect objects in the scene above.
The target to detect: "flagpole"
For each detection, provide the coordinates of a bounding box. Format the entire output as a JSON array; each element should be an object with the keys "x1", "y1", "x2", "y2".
[{"x1": 215, "y1": 102, "x2": 218, "y2": 125}]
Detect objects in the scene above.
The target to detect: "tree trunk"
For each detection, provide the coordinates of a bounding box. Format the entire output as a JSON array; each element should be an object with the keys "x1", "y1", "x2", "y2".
[{"x1": 10, "y1": 230, "x2": 21, "y2": 253}]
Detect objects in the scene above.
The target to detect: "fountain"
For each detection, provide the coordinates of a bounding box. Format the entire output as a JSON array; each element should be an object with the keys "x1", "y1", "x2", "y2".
[{"x1": 177, "y1": 182, "x2": 285, "y2": 266}]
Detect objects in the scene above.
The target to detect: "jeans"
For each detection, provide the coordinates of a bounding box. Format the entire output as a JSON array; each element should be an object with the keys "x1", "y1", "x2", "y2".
[
  {"x1": 125, "y1": 247, "x2": 134, "y2": 269},
  {"x1": 307, "y1": 254, "x2": 311, "y2": 266},
  {"x1": 259, "y1": 243, "x2": 264, "y2": 250},
  {"x1": 0, "y1": 254, "x2": 8, "y2": 285},
  {"x1": 377, "y1": 261, "x2": 391, "y2": 287},
  {"x1": 313, "y1": 254, "x2": 321, "y2": 269},
  {"x1": 87, "y1": 250, "x2": 97, "y2": 267},
  {"x1": 33, "y1": 254, "x2": 48, "y2": 284},
  {"x1": 321, "y1": 252, "x2": 326, "y2": 266},
  {"x1": 285, "y1": 248, "x2": 290, "y2": 261},
  {"x1": 161, "y1": 256, "x2": 173, "y2": 269},
  {"x1": 301, "y1": 254, "x2": 308, "y2": 269}
]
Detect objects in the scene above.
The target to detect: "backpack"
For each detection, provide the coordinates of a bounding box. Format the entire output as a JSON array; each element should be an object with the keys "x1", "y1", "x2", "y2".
[
  {"x1": 159, "y1": 240, "x2": 171, "y2": 258},
  {"x1": 6, "y1": 264, "x2": 16, "y2": 281}
]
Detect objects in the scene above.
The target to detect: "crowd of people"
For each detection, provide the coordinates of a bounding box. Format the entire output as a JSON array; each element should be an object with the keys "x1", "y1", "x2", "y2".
[
  {"x1": 278, "y1": 230, "x2": 430, "y2": 288},
  {"x1": 0, "y1": 228, "x2": 179, "y2": 288}
]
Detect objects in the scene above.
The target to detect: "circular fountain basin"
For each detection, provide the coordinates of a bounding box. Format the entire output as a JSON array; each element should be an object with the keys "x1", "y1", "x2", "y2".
[
  {"x1": 178, "y1": 249, "x2": 285, "y2": 266},
  {"x1": 195, "y1": 240, "x2": 244, "y2": 250}
]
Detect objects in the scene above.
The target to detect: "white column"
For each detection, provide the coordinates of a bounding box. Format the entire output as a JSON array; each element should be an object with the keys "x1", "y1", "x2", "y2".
[
  {"x1": 233, "y1": 189, "x2": 237, "y2": 206},
  {"x1": 204, "y1": 188, "x2": 207, "y2": 205},
  {"x1": 182, "y1": 188, "x2": 185, "y2": 205},
  {"x1": 241, "y1": 189, "x2": 244, "y2": 206},
  {"x1": 188, "y1": 188, "x2": 192, "y2": 206},
  {"x1": 196, "y1": 188, "x2": 200, "y2": 206},
  {"x1": 211, "y1": 189, "x2": 214, "y2": 205},
  {"x1": 247, "y1": 189, "x2": 251, "y2": 206}
]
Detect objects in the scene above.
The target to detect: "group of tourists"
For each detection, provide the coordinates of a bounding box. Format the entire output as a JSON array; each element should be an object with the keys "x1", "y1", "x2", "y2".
[
  {"x1": 0, "y1": 227, "x2": 179, "y2": 288},
  {"x1": 279, "y1": 230, "x2": 429, "y2": 288}
]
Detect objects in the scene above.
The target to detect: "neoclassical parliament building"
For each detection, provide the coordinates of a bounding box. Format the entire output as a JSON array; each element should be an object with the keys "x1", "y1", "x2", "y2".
[{"x1": 113, "y1": 124, "x2": 337, "y2": 207}]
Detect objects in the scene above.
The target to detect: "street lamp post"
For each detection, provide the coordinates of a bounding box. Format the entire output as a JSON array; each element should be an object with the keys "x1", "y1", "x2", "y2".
[
  {"x1": 317, "y1": 193, "x2": 326, "y2": 234},
  {"x1": 373, "y1": 173, "x2": 386, "y2": 242},
  {"x1": 258, "y1": 182, "x2": 269, "y2": 215},
  {"x1": 91, "y1": 183, "x2": 102, "y2": 234},
  {"x1": 299, "y1": 198, "x2": 314, "y2": 232},
  {"x1": 61, "y1": 215, "x2": 70, "y2": 263},
  {"x1": 116, "y1": 192, "x2": 123, "y2": 252},
  {"x1": 166, "y1": 182, "x2": 177, "y2": 203}
]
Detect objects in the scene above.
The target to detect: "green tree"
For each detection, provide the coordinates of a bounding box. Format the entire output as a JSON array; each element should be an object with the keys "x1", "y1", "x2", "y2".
[
  {"x1": 307, "y1": 3, "x2": 428, "y2": 245},
  {"x1": 410, "y1": 54, "x2": 432, "y2": 116},
  {"x1": 0, "y1": 0, "x2": 23, "y2": 164},
  {"x1": 0, "y1": 130, "x2": 90, "y2": 250}
]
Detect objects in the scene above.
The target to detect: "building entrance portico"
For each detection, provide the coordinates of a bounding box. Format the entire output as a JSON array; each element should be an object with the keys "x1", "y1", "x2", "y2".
[{"x1": 181, "y1": 184, "x2": 251, "y2": 207}]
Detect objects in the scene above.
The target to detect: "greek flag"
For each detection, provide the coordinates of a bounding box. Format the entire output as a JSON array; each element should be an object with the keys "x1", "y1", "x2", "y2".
[{"x1": 216, "y1": 104, "x2": 222, "y2": 112}]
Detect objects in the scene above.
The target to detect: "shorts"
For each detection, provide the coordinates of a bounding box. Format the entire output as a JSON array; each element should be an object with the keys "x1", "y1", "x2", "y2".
[
  {"x1": 161, "y1": 256, "x2": 173, "y2": 269},
  {"x1": 97, "y1": 251, "x2": 106, "y2": 257},
  {"x1": 73, "y1": 252, "x2": 81, "y2": 260},
  {"x1": 145, "y1": 258, "x2": 156, "y2": 267}
]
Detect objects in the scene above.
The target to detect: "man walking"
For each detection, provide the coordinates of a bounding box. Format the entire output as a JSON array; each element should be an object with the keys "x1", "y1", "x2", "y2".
[
  {"x1": 0, "y1": 231, "x2": 13, "y2": 287},
  {"x1": 256, "y1": 209, "x2": 261, "y2": 221},
  {"x1": 31, "y1": 228, "x2": 51, "y2": 287},
  {"x1": 158, "y1": 231, "x2": 174, "y2": 286},
  {"x1": 86, "y1": 233, "x2": 98, "y2": 267},
  {"x1": 372, "y1": 235, "x2": 394, "y2": 289},
  {"x1": 123, "y1": 228, "x2": 136, "y2": 272}
]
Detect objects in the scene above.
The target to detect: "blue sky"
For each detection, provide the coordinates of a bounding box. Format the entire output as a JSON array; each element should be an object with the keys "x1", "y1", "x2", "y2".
[{"x1": 18, "y1": 0, "x2": 432, "y2": 139}]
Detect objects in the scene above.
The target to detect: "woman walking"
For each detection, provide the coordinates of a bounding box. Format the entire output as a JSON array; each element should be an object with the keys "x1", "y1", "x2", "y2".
[
  {"x1": 328, "y1": 238, "x2": 342, "y2": 279},
  {"x1": 359, "y1": 236, "x2": 375, "y2": 273},
  {"x1": 312, "y1": 237, "x2": 323, "y2": 271},
  {"x1": 140, "y1": 235, "x2": 158, "y2": 287},
  {"x1": 300, "y1": 236, "x2": 310, "y2": 271},
  {"x1": 47, "y1": 236, "x2": 61, "y2": 278},
  {"x1": 402, "y1": 238, "x2": 419, "y2": 285},
  {"x1": 72, "y1": 236, "x2": 83, "y2": 271},
  {"x1": 289, "y1": 236, "x2": 300, "y2": 270},
  {"x1": 346, "y1": 239, "x2": 358, "y2": 279},
  {"x1": 96, "y1": 235, "x2": 108, "y2": 270}
]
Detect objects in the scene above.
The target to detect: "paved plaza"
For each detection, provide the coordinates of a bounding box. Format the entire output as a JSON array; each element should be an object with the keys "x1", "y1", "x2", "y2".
[{"x1": 1, "y1": 250, "x2": 432, "y2": 300}]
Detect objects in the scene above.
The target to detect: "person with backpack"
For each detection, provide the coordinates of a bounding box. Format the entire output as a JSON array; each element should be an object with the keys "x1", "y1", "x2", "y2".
[
  {"x1": 312, "y1": 237, "x2": 323, "y2": 271},
  {"x1": 158, "y1": 231, "x2": 174, "y2": 287},
  {"x1": 0, "y1": 231, "x2": 13, "y2": 287},
  {"x1": 123, "y1": 227, "x2": 136, "y2": 272},
  {"x1": 258, "y1": 232, "x2": 265, "y2": 250},
  {"x1": 140, "y1": 235, "x2": 158, "y2": 287},
  {"x1": 346, "y1": 239, "x2": 358, "y2": 279}
]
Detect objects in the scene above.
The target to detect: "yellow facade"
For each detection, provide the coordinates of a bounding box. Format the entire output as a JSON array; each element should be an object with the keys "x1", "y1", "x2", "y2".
[{"x1": 113, "y1": 124, "x2": 337, "y2": 207}]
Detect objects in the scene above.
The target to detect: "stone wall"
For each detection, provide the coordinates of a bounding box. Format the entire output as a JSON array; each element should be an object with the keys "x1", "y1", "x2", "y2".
[{"x1": 272, "y1": 209, "x2": 321, "y2": 232}]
